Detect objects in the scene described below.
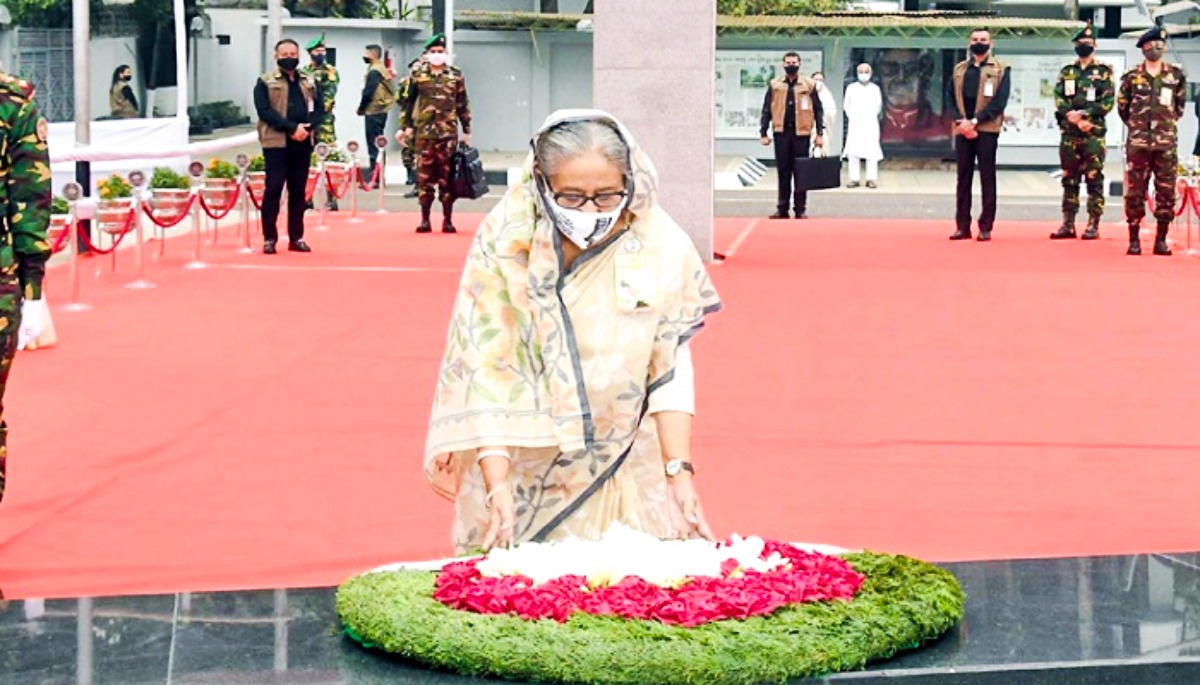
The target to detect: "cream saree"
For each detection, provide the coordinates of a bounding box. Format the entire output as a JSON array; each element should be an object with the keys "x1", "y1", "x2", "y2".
[{"x1": 424, "y1": 110, "x2": 721, "y2": 552}]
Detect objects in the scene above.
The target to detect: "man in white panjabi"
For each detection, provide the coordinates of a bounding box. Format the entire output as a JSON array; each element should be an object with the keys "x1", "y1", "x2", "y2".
[{"x1": 842, "y1": 63, "x2": 885, "y2": 188}]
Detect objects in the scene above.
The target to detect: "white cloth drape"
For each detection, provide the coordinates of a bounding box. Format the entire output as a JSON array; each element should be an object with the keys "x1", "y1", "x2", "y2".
[{"x1": 842, "y1": 82, "x2": 884, "y2": 162}]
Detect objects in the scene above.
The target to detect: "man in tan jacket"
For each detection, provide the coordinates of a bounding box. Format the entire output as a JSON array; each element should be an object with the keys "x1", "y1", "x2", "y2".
[
  {"x1": 946, "y1": 28, "x2": 1011, "y2": 242},
  {"x1": 253, "y1": 38, "x2": 324, "y2": 254},
  {"x1": 358, "y1": 44, "x2": 395, "y2": 182},
  {"x1": 760, "y1": 52, "x2": 825, "y2": 219}
]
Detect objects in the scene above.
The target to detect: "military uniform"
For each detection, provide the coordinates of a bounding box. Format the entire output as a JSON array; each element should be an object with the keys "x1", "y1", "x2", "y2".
[
  {"x1": 1052, "y1": 23, "x2": 1114, "y2": 240},
  {"x1": 0, "y1": 73, "x2": 52, "y2": 502},
  {"x1": 301, "y1": 37, "x2": 339, "y2": 146},
  {"x1": 399, "y1": 34, "x2": 472, "y2": 234},
  {"x1": 395, "y1": 59, "x2": 422, "y2": 196},
  {"x1": 1118, "y1": 26, "x2": 1186, "y2": 255}
]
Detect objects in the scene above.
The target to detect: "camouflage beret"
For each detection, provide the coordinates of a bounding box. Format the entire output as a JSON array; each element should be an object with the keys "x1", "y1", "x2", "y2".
[
  {"x1": 424, "y1": 33, "x2": 446, "y2": 50},
  {"x1": 1072, "y1": 22, "x2": 1093, "y2": 42},
  {"x1": 306, "y1": 33, "x2": 325, "y2": 51},
  {"x1": 1136, "y1": 25, "x2": 1166, "y2": 48}
]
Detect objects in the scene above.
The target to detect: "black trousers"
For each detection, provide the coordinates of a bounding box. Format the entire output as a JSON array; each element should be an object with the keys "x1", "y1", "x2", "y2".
[
  {"x1": 774, "y1": 131, "x2": 811, "y2": 214},
  {"x1": 262, "y1": 142, "x2": 311, "y2": 243},
  {"x1": 364, "y1": 113, "x2": 388, "y2": 175},
  {"x1": 955, "y1": 132, "x2": 999, "y2": 233}
]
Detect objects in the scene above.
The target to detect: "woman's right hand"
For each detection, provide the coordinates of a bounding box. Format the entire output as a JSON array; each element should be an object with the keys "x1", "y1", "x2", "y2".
[
  {"x1": 481, "y1": 483, "x2": 515, "y2": 550},
  {"x1": 479, "y1": 451, "x2": 514, "y2": 550}
]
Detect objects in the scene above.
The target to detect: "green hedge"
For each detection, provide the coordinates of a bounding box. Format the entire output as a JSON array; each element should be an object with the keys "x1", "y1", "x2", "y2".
[{"x1": 337, "y1": 551, "x2": 964, "y2": 685}]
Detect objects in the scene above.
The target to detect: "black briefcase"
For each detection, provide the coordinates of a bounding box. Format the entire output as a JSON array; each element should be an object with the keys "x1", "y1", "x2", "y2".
[
  {"x1": 450, "y1": 144, "x2": 490, "y2": 200},
  {"x1": 793, "y1": 156, "x2": 842, "y2": 192}
]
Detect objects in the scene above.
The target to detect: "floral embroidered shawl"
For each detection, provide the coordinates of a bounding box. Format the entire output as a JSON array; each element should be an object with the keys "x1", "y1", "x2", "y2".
[{"x1": 424, "y1": 110, "x2": 721, "y2": 546}]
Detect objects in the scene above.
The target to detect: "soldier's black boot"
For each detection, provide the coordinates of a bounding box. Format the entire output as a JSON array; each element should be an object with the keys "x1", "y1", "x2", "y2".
[
  {"x1": 1127, "y1": 224, "x2": 1141, "y2": 256},
  {"x1": 1081, "y1": 216, "x2": 1100, "y2": 240},
  {"x1": 1050, "y1": 213, "x2": 1077, "y2": 239},
  {"x1": 1154, "y1": 223, "x2": 1173, "y2": 256},
  {"x1": 417, "y1": 197, "x2": 433, "y2": 234},
  {"x1": 442, "y1": 198, "x2": 457, "y2": 234},
  {"x1": 404, "y1": 166, "x2": 419, "y2": 199}
]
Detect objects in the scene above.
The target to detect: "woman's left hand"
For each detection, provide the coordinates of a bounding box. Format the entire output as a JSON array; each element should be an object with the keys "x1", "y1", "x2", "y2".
[{"x1": 669, "y1": 474, "x2": 714, "y2": 541}]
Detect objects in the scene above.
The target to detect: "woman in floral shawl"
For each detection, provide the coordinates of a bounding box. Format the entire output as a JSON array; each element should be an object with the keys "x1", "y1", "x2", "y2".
[{"x1": 425, "y1": 110, "x2": 722, "y2": 552}]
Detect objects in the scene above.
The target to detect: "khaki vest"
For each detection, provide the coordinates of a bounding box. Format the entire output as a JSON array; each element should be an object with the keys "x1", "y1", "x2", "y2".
[
  {"x1": 769, "y1": 76, "x2": 817, "y2": 135},
  {"x1": 110, "y1": 82, "x2": 137, "y2": 118},
  {"x1": 364, "y1": 63, "x2": 395, "y2": 116},
  {"x1": 256, "y1": 70, "x2": 317, "y2": 149},
  {"x1": 953, "y1": 57, "x2": 1007, "y2": 134}
]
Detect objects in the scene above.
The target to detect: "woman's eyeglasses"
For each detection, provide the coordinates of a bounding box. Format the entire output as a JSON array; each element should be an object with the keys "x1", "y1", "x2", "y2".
[{"x1": 550, "y1": 190, "x2": 628, "y2": 211}]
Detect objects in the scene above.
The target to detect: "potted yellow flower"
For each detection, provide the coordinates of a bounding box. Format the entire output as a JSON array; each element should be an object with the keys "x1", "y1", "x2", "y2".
[{"x1": 96, "y1": 174, "x2": 134, "y2": 235}]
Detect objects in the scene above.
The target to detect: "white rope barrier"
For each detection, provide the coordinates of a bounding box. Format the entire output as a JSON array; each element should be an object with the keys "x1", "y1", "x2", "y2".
[{"x1": 50, "y1": 131, "x2": 259, "y2": 164}]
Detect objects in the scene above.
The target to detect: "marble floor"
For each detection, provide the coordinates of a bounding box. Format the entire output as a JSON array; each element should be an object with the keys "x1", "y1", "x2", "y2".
[{"x1": 3, "y1": 552, "x2": 1200, "y2": 684}]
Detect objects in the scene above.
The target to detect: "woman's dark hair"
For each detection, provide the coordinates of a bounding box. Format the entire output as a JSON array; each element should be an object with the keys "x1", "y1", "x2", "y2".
[{"x1": 112, "y1": 64, "x2": 131, "y2": 86}]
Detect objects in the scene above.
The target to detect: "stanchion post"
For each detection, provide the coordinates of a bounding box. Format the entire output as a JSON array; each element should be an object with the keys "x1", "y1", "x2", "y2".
[
  {"x1": 345, "y1": 141, "x2": 363, "y2": 224},
  {"x1": 126, "y1": 170, "x2": 155, "y2": 289},
  {"x1": 185, "y1": 161, "x2": 207, "y2": 270},
  {"x1": 61, "y1": 182, "x2": 93, "y2": 312},
  {"x1": 314, "y1": 142, "x2": 330, "y2": 232},
  {"x1": 375, "y1": 134, "x2": 388, "y2": 215},
  {"x1": 236, "y1": 154, "x2": 253, "y2": 254}
]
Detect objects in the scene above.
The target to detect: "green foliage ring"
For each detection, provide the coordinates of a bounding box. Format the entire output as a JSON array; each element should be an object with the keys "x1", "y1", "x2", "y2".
[{"x1": 337, "y1": 552, "x2": 964, "y2": 685}]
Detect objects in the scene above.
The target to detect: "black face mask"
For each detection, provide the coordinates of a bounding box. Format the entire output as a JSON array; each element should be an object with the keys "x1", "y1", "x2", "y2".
[
  {"x1": 312, "y1": 54, "x2": 326, "y2": 66},
  {"x1": 1143, "y1": 47, "x2": 1164, "y2": 62},
  {"x1": 1074, "y1": 44, "x2": 1094, "y2": 58},
  {"x1": 969, "y1": 42, "x2": 991, "y2": 56},
  {"x1": 121, "y1": 74, "x2": 132, "y2": 82},
  {"x1": 277, "y1": 57, "x2": 299, "y2": 71},
  {"x1": 784, "y1": 65, "x2": 800, "y2": 76},
  {"x1": 363, "y1": 56, "x2": 373, "y2": 64}
]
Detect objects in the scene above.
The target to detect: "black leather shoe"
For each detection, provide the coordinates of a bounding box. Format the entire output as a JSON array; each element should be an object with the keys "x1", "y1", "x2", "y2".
[
  {"x1": 1081, "y1": 221, "x2": 1100, "y2": 240},
  {"x1": 442, "y1": 223, "x2": 457, "y2": 234},
  {"x1": 795, "y1": 211, "x2": 808, "y2": 219},
  {"x1": 416, "y1": 221, "x2": 432, "y2": 234},
  {"x1": 288, "y1": 240, "x2": 312, "y2": 253},
  {"x1": 404, "y1": 187, "x2": 419, "y2": 198},
  {"x1": 1050, "y1": 225, "x2": 1077, "y2": 240},
  {"x1": 769, "y1": 211, "x2": 789, "y2": 220},
  {"x1": 949, "y1": 230, "x2": 971, "y2": 240},
  {"x1": 263, "y1": 240, "x2": 277, "y2": 254},
  {"x1": 977, "y1": 230, "x2": 992, "y2": 242}
]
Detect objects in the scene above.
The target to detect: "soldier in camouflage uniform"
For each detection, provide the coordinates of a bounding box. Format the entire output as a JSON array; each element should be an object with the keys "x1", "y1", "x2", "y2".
[
  {"x1": 301, "y1": 33, "x2": 340, "y2": 210},
  {"x1": 0, "y1": 72, "x2": 52, "y2": 502},
  {"x1": 1051, "y1": 23, "x2": 1114, "y2": 241},
  {"x1": 396, "y1": 57, "x2": 421, "y2": 198},
  {"x1": 398, "y1": 33, "x2": 472, "y2": 234},
  {"x1": 1118, "y1": 25, "x2": 1186, "y2": 256}
]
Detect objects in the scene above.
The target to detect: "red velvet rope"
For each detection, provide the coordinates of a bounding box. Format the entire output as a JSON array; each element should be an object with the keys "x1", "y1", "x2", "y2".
[
  {"x1": 326, "y1": 168, "x2": 354, "y2": 200},
  {"x1": 50, "y1": 219, "x2": 72, "y2": 254},
  {"x1": 141, "y1": 194, "x2": 199, "y2": 228},
  {"x1": 77, "y1": 208, "x2": 136, "y2": 255},
  {"x1": 357, "y1": 164, "x2": 382, "y2": 192},
  {"x1": 197, "y1": 184, "x2": 242, "y2": 220},
  {"x1": 247, "y1": 182, "x2": 263, "y2": 211}
]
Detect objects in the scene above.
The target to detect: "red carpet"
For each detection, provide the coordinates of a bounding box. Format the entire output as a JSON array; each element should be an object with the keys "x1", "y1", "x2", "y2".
[{"x1": 1, "y1": 212, "x2": 1199, "y2": 599}]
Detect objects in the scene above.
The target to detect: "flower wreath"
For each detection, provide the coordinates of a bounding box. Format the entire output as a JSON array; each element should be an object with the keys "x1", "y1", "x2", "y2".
[{"x1": 338, "y1": 530, "x2": 964, "y2": 684}]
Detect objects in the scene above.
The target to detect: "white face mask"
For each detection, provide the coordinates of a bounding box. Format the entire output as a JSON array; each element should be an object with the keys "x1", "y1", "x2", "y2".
[
  {"x1": 543, "y1": 192, "x2": 628, "y2": 250},
  {"x1": 427, "y1": 53, "x2": 448, "y2": 66},
  {"x1": 857, "y1": 72, "x2": 871, "y2": 83}
]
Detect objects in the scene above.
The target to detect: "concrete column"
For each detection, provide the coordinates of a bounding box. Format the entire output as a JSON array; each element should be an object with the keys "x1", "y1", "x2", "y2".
[{"x1": 593, "y1": 0, "x2": 716, "y2": 260}]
